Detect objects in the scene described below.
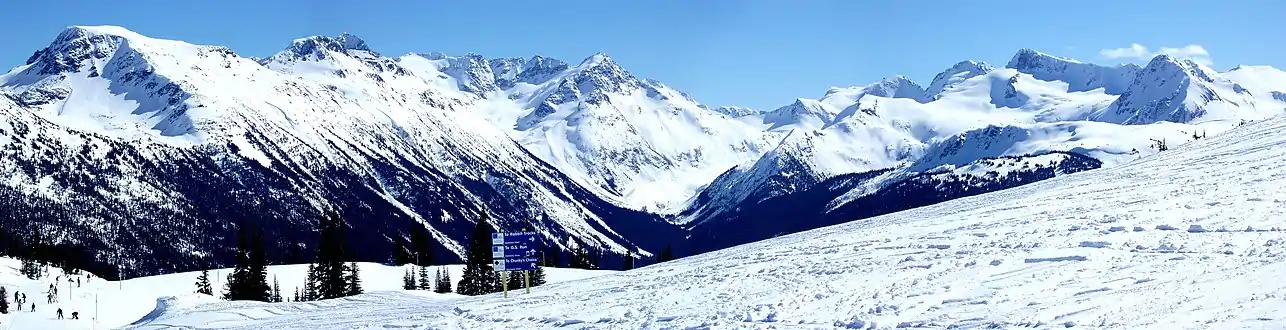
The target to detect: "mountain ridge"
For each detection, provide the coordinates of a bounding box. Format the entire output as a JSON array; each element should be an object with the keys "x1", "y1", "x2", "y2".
[{"x1": 3, "y1": 26, "x2": 1285, "y2": 278}]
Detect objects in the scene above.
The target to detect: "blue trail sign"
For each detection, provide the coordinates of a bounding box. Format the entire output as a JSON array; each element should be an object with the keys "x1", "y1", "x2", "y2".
[
  {"x1": 491, "y1": 232, "x2": 538, "y2": 245},
  {"x1": 492, "y1": 244, "x2": 539, "y2": 259},
  {"x1": 489, "y1": 231, "x2": 541, "y2": 296},
  {"x1": 491, "y1": 258, "x2": 539, "y2": 271}
]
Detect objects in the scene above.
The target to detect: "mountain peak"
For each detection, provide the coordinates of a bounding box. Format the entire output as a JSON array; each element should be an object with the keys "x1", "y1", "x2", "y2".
[
  {"x1": 1006, "y1": 48, "x2": 1139, "y2": 94},
  {"x1": 1007, "y1": 48, "x2": 1081, "y2": 69},
  {"x1": 335, "y1": 33, "x2": 370, "y2": 52},
  {"x1": 282, "y1": 33, "x2": 379, "y2": 60},
  {"x1": 62, "y1": 25, "x2": 147, "y2": 40},
  {"x1": 22, "y1": 25, "x2": 161, "y2": 74},
  {"x1": 712, "y1": 106, "x2": 760, "y2": 117},
  {"x1": 926, "y1": 60, "x2": 995, "y2": 98},
  {"x1": 579, "y1": 52, "x2": 615, "y2": 68}
]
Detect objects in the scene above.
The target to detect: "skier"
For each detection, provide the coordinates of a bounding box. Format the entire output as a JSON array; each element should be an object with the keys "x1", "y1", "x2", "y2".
[
  {"x1": 71, "y1": 311, "x2": 79, "y2": 319},
  {"x1": 77, "y1": 278, "x2": 81, "y2": 287},
  {"x1": 30, "y1": 303, "x2": 34, "y2": 312},
  {"x1": 56, "y1": 308, "x2": 63, "y2": 319}
]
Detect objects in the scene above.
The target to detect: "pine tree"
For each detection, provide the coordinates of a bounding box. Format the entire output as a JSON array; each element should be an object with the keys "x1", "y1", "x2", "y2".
[
  {"x1": 195, "y1": 270, "x2": 213, "y2": 295},
  {"x1": 417, "y1": 265, "x2": 431, "y2": 290},
  {"x1": 588, "y1": 248, "x2": 600, "y2": 270},
  {"x1": 433, "y1": 267, "x2": 450, "y2": 293},
  {"x1": 402, "y1": 268, "x2": 416, "y2": 290},
  {"x1": 293, "y1": 287, "x2": 301, "y2": 302},
  {"x1": 438, "y1": 267, "x2": 454, "y2": 293},
  {"x1": 390, "y1": 237, "x2": 410, "y2": 266},
  {"x1": 569, "y1": 239, "x2": 593, "y2": 269},
  {"x1": 304, "y1": 264, "x2": 317, "y2": 301},
  {"x1": 0, "y1": 286, "x2": 9, "y2": 314},
  {"x1": 20, "y1": 258, "x2": 40, "y2": 280},
  {"x1": 658, "y1": 243, "x2": 674, "y2": 263},
  {"x1": 222, "y1": 222, "x2": 271, "y2": 302},
  {"x1": 344, "y1": 262, "x2": 363, "y2": 296},
  {"x1": 271, "y1": 276, "x2": 283, "y2": 303},
  {"x1": 548, "y1": 248, "x2": 560, "y2": 268},
  {"x1": 410, "y1": 227, "x2": 436, "y2": 266},
  {"x1": 623, "y1": 246, "x2": 636, "y2": 270},
  {"x1": 312, "y1": 210, "x2": 352, "y2": 300},
  {"x1": 530, "y1": 263, "x2": 546, "y2": 287},
  {"x1": 491, "y1": 271, "x2": 506, "y2": 293},
  {"x1": 456, "y1": 212, "x2": 499, "y2": 295},
  {"x1": 506, "y1": 269, "x2": 524, "y2": 290}
]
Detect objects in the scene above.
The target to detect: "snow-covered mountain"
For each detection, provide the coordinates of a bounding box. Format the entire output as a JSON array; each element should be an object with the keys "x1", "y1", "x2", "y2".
[
  {"x1": 4, "y1": 26, "x2": 1285, "y2": 279},
  {"x1": 127, "y1": 111, "x2": 1286, "y2": 330},
  {"x1": 678, "y1": 48, "x2": 1286, "y2": 249},
  {"x1": 423, "y1": 51, "x2": 776, "y2": 212},
  {"x1": 0, "y1": 26, "x2": 678, "y2": 277}
]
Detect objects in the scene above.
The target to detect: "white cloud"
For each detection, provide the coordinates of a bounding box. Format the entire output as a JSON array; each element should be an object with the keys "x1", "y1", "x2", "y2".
[{"x1": 1099, "y1": 44, "x2": 1213, "y2": 66}]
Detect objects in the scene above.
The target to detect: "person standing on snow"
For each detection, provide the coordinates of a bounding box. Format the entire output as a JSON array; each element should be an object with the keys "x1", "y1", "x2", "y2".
[{"x1": 56, "y1": 308, "x2": 63, "y2": 319}]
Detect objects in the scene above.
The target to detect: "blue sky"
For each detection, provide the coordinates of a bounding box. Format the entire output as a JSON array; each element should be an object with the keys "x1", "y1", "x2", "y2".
[{"x1": 2, "y1": 0, "x2": 1282, "y2": 110}]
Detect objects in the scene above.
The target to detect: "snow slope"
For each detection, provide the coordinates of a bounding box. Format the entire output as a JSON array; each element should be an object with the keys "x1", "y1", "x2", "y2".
[
  {"x1": 679, "y1": 48, "x2": 1286, "y2": 239},
  {"x1": 125, "y1": 111, "x2": 1286, "y2": 329},
  {"x1": 0, "y1": 257, "x2": 611, "y2": 330}
]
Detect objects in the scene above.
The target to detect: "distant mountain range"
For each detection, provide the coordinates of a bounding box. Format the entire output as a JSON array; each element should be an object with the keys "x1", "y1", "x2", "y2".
[{"x1": 1, "y1": 26, "x2": 1283, "y2": 277}]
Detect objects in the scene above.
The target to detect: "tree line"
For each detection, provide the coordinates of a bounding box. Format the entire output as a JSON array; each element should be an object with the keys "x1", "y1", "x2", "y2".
[{"x1": 208, "y1": 209, "x2": 683, "y2": 301}]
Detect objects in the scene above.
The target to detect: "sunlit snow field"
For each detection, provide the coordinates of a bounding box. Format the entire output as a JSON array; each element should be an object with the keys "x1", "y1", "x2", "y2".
[{"x1": 33, "y1": 114, "x2": 1286, "y2": 329}]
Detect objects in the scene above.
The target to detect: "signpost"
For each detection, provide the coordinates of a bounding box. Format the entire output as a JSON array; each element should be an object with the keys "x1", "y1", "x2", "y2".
[{"x1": 491, "y1": 231, "x2": 539, "y2": 297}]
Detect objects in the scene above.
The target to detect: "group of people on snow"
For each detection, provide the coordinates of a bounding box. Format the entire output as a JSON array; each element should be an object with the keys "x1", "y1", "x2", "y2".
[{"x1": 3, "y1": 274, "x2": 89, "y2": 322}]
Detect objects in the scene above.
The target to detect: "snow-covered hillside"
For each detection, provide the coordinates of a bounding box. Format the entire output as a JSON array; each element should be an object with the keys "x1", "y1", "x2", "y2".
[
  {"x1": 435, "y1": 52, "x2": 776, "y2": 212},
  {"x1": 0, "y1": 257, "x2": 612, "y2": 330},
  {"x1": 678, "y1": 48, "x2": 1286, "y2": 248},
  {"x1": 4, "y1": 25, "x2": 1286, "y2": 282},
  {"x1": 0, "y1": 26, "x2": 675, "y2": 278},
  {"x1": 122, "y1": 109, "x2": 1286, "y2": 329}
]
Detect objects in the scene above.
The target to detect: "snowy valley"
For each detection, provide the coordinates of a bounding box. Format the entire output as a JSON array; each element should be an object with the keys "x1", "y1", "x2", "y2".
[{"x1": 106, "y1": 93, "x2": 1286, "y2": 329}]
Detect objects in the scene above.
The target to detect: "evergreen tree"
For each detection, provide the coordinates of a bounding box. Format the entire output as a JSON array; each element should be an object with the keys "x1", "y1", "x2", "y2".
[
  {"x1": 222, "y1": 222, "x2": 271, "y2": 302},
  {"x1": 531, "y1": 263, "x2": 546, "y2": 287},
  {"x1": 417, "y1": 265, "x2": 431, "y2": 290},
  {"x1": 491, "y1": 271, "x2": 506, "y2": 293},
  {"x1": 410, "y1": 227, "x2": 436, "y2": 266},
  {"x1": 506, "y1": 270, "x2": 524, "y2": 290},
  {"x1": 20, "y1": 258, "x2": 40, "y2": 280},
  {"x1": 569, "y1": 239, "x2": 593, "y2": 269},
  {"x1": 548, "y1": 248, "x2": 560, "y2": 268},
  {"x1": 0, "y1": 286, "x2": 8, "y2": 314},
  {"x1": 390, "y1": 237, "x2": 411, "y2": 266},
  {"x1": 624, "y1": 246, "x2": 636, "y2": 270},
  {"x1": 195, "y1": 270, "x2": 213, "y2": 295},
  {"x1": 402, "y1": 268, "x2": 417, "y2": 290},
  {"x1": 271, "y1": 276, "x2": 283, "y2": 303},
  {"x1": 456, "y1": 212, "x2": 499, "y2": 295},
  {"x1": 658, "y1": 243, "x2": 674, "y2": 263},
  {"x1": 433, "y1": 267, "x2": 452, "y2": 293},
  {"x1": 304, "y1": 264, "x2": 317, "y2": 301},
  {"x1": 344, "y1": 262, "x2": 363, "y2": 296},
  {"x1": 312, "y1": 210, "x2": 351, "y2": 300},
  {"x1": 293, "y1": 287, "x2": 301, "y2": 302}
]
